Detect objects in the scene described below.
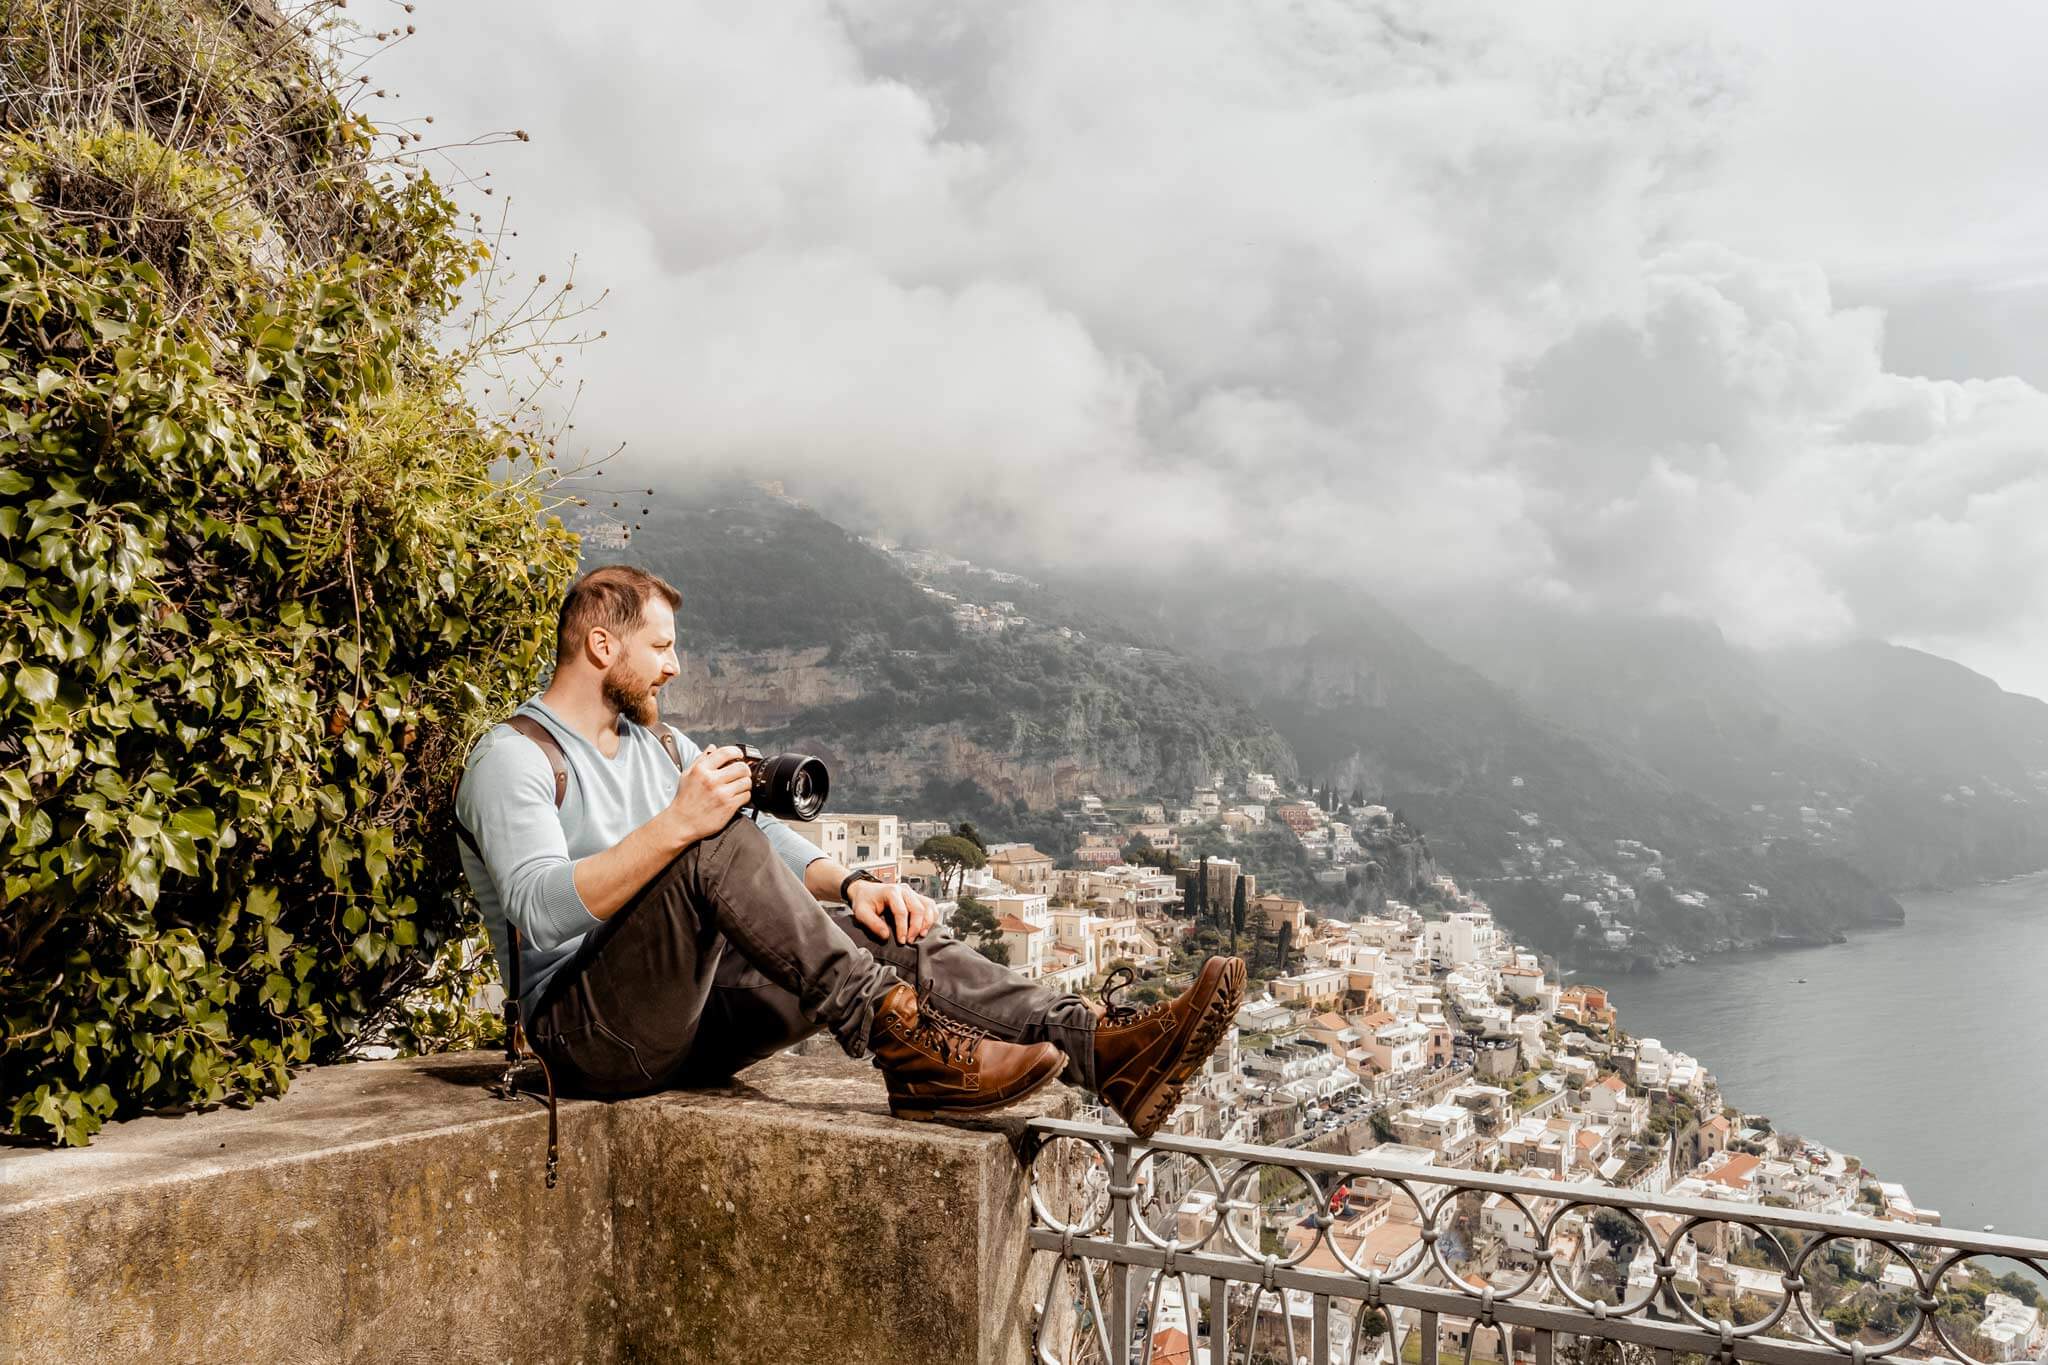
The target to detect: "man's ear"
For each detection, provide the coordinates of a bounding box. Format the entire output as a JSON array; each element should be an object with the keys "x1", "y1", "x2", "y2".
[{"x1": 586, "y1": 625, "x2": 617, "y2": 667}]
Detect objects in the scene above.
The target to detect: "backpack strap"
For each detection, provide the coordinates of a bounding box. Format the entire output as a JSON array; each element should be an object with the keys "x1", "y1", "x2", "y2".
[
  {"x1": 448, "y1": 712, "x2": 684, "y2": 1192},
  {"x1": 452, "y1": 712, "x2": 572, "y2": 1190},
  {"x1": 504, "y1": 714, "x2": 570, "y2": 805}
]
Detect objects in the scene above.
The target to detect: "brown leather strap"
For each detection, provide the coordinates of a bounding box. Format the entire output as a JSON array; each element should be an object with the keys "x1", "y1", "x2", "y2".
[
  {"x1": 450, "y1": 716, "x2": 566, "y2": 856},
  {"x1": 503, "y1": 714, "x2": 569, "y2": 805},
  {"x1": 454, "y1": 712, "x2": 680, "y2": 832}
]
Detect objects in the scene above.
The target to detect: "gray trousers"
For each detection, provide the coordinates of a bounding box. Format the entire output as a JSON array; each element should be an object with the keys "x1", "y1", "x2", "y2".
[{"x1": 529, "y1": 817, "x2": 1099, "y2": 1096}]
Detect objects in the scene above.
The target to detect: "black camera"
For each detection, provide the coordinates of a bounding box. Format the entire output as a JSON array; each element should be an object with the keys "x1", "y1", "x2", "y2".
[{"x1": 735, "y1": 744, "x2": 830, "y2": 821}]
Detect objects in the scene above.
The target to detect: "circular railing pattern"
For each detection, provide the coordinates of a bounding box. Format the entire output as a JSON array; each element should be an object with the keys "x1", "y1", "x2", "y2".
[{"x1": 1027, "y1": 1133, "x2": 2048, "y2": 1365}]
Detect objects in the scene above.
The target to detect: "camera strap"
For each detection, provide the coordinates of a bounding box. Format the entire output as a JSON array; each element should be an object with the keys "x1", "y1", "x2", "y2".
[{"x1": 450, "y1": 712, "x2": 685, "y2": 1189}]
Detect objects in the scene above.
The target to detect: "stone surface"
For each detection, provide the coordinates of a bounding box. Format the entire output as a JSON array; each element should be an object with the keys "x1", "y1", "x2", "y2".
[
  {"x1": 1, "y1": 1052, "x2": 618, "y2": 1364},
  {"x1": 608, "y1": 1067, "x2": 1052, "y2": 1364},
  {"x1": 0, "y1": 1050, "x2": 1073, "y2": 1364}
]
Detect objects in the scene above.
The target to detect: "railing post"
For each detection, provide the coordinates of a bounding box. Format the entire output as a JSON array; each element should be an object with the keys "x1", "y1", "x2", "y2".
[
  {"x1": 1024, "y1": 1117, "x2": 2048, "y2": 1365},
  {"x1": 1109, "y1": 1139, "x2": 1134, "y2": 1365}
]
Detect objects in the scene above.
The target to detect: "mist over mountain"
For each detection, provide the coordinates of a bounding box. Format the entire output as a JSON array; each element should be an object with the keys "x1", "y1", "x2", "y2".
[{"x1": 1420, "y1": 606, "x2": 2048, "y2": 890}]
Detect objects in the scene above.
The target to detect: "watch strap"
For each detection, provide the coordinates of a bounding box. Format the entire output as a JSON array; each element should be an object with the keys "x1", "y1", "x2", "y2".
[{"x1": 838, "y1": 868, "x2": 880, "y2": 903}]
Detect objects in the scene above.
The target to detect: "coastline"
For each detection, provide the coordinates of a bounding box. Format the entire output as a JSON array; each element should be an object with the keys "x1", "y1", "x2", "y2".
[
  {"x1": 1598, "y1": 875, "x2": 2048, "y2": 1237},
  {"x1": 1562, "y1": 862, "x2": 2048, "y2": 977}
]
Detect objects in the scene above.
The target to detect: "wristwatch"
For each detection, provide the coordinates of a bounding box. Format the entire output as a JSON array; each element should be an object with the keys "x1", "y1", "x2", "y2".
[{"x1": 838, "y1": 868, "x2": 881, "y2": 904}]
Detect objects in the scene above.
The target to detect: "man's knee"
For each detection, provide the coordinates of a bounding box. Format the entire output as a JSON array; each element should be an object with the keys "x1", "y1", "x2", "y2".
[{"x1": 690, "y1": 814, "x2": 774, "y2": 884}]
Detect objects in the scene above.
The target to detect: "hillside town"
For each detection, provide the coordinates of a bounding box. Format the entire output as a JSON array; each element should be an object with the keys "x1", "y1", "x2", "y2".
[{"x1": 792, "y1": 782, "x2": 2043, "y2": 1365}]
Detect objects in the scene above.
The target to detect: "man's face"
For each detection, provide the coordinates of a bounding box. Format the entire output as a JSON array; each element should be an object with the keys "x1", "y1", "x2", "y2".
[{"x1": 599, "y1": 594, "x2": 680, "y2": 727}]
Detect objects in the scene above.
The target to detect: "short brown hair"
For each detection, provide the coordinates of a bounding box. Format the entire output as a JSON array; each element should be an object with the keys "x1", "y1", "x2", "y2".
[{"x1": 555, "y1": 564, "x2": 681, "y2": 665}]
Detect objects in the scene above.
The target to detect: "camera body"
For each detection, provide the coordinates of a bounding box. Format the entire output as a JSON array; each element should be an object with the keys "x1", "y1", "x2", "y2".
[{"x1": 735, "y1": 744, "x2": 830, "y2": 821}]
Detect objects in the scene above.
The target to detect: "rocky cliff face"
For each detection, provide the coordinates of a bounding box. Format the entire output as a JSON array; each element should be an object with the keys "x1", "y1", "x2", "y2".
[
  {"x1": 1330, "y1": 821, "x2": 1440, "y2": 919},
  {"x1": 670, "y1": 647, "x2": 861, "y2": 734},
  {"x1": 667, "y1": 644, "x2": 1296, "y2": 811}
]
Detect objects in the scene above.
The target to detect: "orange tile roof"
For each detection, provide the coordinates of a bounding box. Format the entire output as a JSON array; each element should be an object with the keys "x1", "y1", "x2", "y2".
[
  {"x1": 997, "y1": 915, "x2": 1043, "y2": 934},
  {"x1": 1595, "y1": 1075, "x2": 1626, "y2": 1092},
  {"x1": 1704, "y1": 1153, "x2": 1761, "y2": 1187}
]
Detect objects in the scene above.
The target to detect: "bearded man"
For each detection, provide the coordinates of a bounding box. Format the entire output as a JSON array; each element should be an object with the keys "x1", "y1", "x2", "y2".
[{"x1": 456, "y1": 564, "x2": 1244, "y2": 1132}]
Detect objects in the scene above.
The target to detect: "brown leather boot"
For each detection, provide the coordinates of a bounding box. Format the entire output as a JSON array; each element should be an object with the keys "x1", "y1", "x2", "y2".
[
  {"x1": 870, "y1": 983, "x2": 1067, "y2": 1121},
  {"x1": 1093, "y1": 955, "x2": 1246, "y2": 1139}
]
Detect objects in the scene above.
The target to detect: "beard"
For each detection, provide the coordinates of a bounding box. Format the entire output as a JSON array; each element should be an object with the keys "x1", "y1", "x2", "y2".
[{"x1": 601, "y1": 662, "x2": 662, "y2": 729}]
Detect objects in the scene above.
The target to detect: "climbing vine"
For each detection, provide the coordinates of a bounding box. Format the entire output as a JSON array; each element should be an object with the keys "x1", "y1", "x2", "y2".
[{"x1": 1, "y1": 0, "x2": 584, "y2": 1143}]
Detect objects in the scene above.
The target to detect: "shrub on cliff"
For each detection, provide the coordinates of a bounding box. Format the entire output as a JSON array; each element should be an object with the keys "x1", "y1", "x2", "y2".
[{"x1": 0, "y1": 0, "x2": 580, "y2": 1143}]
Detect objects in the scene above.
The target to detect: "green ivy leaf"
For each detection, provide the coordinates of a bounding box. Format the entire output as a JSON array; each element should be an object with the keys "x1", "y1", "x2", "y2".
[{"x1": 14, "y1": 665, "x2": 57, "y2": 702}]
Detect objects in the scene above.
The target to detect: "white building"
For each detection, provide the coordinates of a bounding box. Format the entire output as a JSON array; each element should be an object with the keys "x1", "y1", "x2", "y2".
[
  {"x1": 1425, "y1": 911, "x2": 1500, "y2": 967},
  {"x1": 1392, "y1": 1103, "x2": 1477, "y2": 1165},
  {"x1": 990, "y1": 893, "x2": 1052, "y2": 979},
  {"x1": 1270, "y1": 967, "x2": 1350, "y2": 1008},
  {"x1": 786, "y1": 813, "x2": 900, "y2": 879},
  {"x1": 1979, "y1": 1293, "x2": 2044, "y2": 1360}
]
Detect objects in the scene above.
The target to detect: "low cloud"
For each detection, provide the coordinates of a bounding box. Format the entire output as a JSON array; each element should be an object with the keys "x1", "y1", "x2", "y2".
[{"x1": 373, "y1": 0, "x2": 2048, "y2": 693}]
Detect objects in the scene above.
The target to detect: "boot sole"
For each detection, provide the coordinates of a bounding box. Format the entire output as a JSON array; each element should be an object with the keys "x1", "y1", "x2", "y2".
[
  {"x1": 1120, "y1": 956, "x2": 1247, "y2": 1140},
  {"x1": 888, "y1": 1051, "x2": 1067, "y2": 1122}
]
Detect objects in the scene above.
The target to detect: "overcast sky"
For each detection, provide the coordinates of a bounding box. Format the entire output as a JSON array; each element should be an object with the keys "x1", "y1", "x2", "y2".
[{"x1": 368, "y1": 1, "x2": 2048, "y2": 698}]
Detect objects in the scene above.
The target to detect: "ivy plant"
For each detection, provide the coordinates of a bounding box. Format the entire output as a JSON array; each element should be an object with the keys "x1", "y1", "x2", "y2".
[{"x1": 1, "y1": 1, "x2": 580, "y2": 1144}]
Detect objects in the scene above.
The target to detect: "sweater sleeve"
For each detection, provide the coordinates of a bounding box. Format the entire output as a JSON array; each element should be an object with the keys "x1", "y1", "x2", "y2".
[
  {"x1": 755, "y1": 810, "x2": 830, "y2": 881},
  {"x1": 664, "y1": 724, "x2": 828, "y2": 881},
  {"x1": 456, "y1": 727, "x2": 601, "y2": 952}
]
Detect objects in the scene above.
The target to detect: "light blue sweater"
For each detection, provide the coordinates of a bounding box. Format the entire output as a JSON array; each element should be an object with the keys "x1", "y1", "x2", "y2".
[{"x1": 455, "y1": 698, "x2": 828, "y2": 1024}]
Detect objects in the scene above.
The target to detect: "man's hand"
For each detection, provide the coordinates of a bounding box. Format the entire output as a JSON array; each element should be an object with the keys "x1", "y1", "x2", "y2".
[
  {"x1": 848, "y1": 878, "x2": 938, "y2": 945},
  {"x1": 666, "y1": 745, "x2": 752, "y2": 847}
]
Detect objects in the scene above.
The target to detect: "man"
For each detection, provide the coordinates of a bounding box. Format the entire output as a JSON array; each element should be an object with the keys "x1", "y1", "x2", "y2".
[{"x1": 456, "y1": 564, "x2": 1244, "y2": 1133}]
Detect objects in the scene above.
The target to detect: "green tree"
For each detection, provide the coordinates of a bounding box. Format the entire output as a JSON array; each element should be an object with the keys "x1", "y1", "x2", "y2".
[
  {"x1": 1126, "y1": 841, "x2": 1177, "y2": 872},
  {"x1": 947, "y1": 895, "x2": 1009, "y2": 966},
  {"x1": 916, "y1": 834, "x2": 986, "y2": 895},
  {"x1": 954, "y1": 821, "x2": 987, "y2": 853},
  {"x1": 1592, "y1": 1209, "x2": 1646, "y2": 1262},
  {"x1": 0, "y1": 0, "x2": 580, "y2": 1145},
  {"x1": 1231, "y1": 876, "x2": 1249, "y2": 954}
]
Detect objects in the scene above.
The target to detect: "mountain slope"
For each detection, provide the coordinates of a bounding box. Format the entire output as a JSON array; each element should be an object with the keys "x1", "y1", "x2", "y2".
[{"x1": 1041, "y1": 571, "x2": 1906, "y2": 963}]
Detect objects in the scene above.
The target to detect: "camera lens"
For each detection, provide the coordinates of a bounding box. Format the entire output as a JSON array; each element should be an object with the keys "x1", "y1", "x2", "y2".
[{"x1": 752, "y1": 752, "x2": 829, "y2": 821}]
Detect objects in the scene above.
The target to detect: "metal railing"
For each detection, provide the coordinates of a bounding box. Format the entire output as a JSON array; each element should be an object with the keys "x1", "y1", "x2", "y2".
[{"x1": 1025, "y1": 1118, "x2": 2048, "y2": 1365}]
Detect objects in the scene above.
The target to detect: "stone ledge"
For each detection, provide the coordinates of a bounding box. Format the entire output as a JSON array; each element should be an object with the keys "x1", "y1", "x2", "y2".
[{"x1": 1, "y1": 1051, "x2": 1072, "y2": 1364}]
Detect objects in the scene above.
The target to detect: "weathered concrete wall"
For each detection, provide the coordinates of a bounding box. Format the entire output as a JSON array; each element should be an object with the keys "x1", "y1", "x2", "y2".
[{"x1": 0, "y1": 1051, "x2": 1072, "y2": 1364}]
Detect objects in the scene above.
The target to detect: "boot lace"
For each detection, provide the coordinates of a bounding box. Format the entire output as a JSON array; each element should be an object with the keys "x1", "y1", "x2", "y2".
[
  {"x1": 1099, "y1": 965, "x2": 1173, "y2": 1028},
  {"x1": 910, "y1": 989, "x2": 991, "y2": 1064}
]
